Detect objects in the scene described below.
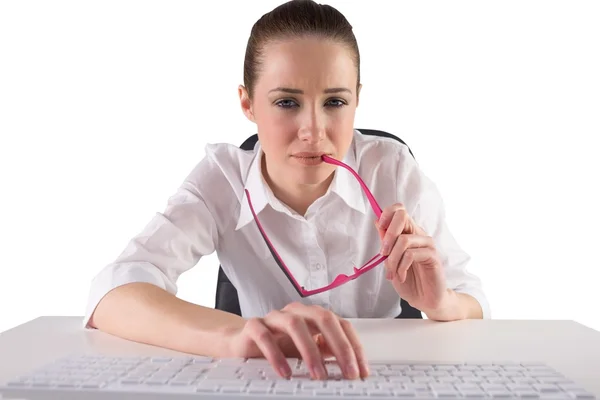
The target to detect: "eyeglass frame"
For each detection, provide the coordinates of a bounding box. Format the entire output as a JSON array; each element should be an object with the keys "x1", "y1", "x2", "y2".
[{"x1": 244, "y1": 154, "x2": 388, "y2": 298}]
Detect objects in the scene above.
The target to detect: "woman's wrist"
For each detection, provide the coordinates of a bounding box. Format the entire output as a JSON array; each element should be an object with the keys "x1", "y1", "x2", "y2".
[
  {"x1": 421, "y1": 289, "x2": 483, "y2": 321},
  {"x1": 421, "y1": 289, "x2": 465, "y2": 321},
  {"x1": 179, "y1": 311, "x2": 247, "y2": 358}
]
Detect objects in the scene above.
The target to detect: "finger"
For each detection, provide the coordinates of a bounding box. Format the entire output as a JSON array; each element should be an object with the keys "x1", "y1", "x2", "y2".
[
  {"x1": 380, "y1": 210, "x2": 409, "y2": 256},
  {"x1": 386, "y1": 235, "x2": 435, "y2": 280},
  {"x1": 396, "y1": 248, "x2": 415, "y2": 283},
  {"x1": 315, "y1": 333, "x2": 335, "y2": 359},
  {"x1": 292, "y1": 333, "x2": 334, "y2": 360},
  {"x1": 338, "y1": 319, "x2": 370, "y2": 378},
  {"x1": 244, "y1": 318, "x2": 292, "y2": 378},
  {"x1": 292, "y1": 306, "x2": 360, "y2": 380},
  {"x1": 374, "y1": 218, "x2": 385, "y2": 241},
  {"x1": 264, "y1": 310, "x2": 327, "y2": 380},
  {"x1": 397, "y1": 247, "x2": 438, "y2": 283},
  {"x1": 377, "y1": 203, "x2": 405, "y2": 231}
]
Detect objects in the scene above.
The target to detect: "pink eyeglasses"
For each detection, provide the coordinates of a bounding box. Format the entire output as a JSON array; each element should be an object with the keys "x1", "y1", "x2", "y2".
[{"x1": 244, "y1": 154, "x2": 388, "y2": 298}]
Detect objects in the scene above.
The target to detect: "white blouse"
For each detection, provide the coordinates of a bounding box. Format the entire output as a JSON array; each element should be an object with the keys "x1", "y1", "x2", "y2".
[{"x1": 84, "y1": 130, "x2": 490, "y2": 328}]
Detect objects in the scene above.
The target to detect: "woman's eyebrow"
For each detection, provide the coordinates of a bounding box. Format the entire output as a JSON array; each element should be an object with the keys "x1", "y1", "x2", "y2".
[{"x1": 268, "y1": 87, "x2": 352, "y2": 94}]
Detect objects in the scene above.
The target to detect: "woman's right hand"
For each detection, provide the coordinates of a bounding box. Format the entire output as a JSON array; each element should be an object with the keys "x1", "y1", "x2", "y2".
[{"x1": 224, "y1": 302, "x2": 369, "y2": 380}]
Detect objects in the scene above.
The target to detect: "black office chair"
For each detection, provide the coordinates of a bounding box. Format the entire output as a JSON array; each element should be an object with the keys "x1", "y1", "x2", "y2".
[{"x1": 215, "y1": 129, "x2": 423, "y2": 319}]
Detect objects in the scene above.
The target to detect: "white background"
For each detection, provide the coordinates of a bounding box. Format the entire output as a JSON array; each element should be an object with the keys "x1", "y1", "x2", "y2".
[{"x1": 1, "y1": 0, "x2": 599, "y2": 334}]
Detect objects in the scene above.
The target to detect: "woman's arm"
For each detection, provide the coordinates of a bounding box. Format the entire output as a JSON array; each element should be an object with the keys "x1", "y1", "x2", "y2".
[
  {"x1": 89, "y1": 282, "x2": 245, "y2": 357},
  {"x1": 390, "y1": 146, "x2": 490, "y2": 319}
]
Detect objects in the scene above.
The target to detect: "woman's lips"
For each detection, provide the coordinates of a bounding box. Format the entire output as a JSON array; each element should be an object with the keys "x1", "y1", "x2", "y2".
[
  {"x1": 292, "y1": 155, "x2": 323, "y2": 165},
  {"x1": 290, "y1": 152, "x2": 331, "y2": 166}
]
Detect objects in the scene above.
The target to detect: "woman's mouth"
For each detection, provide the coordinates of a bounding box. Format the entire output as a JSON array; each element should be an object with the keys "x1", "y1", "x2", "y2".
[
  {"x1": 291, "y1": 152, "x2": 329, "y2": 166},
  {"x1": 292, "y1": 155, "x2": 323, "y2": 165}
]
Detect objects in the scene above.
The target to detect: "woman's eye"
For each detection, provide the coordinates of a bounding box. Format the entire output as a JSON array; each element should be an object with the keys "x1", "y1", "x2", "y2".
[
  {"x1": 275, "y1": 99, "x2": 298, "y2": 108},
  {"x1": 326, "y1": 99, "x2": 346, "y2": 107}
]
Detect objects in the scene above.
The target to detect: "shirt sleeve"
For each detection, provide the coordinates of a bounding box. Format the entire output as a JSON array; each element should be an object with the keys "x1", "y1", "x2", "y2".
[
  {"x1": 82, "y1": 177, "x2": 220, "y2": 329},
  {"x1": 411, "y1": 171, "x2": 491, "y2": 319}
]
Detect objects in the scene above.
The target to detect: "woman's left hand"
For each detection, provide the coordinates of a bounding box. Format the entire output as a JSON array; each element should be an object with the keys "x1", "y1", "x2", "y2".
[{"x1": 375, "y1": 203, "x2": 449, "y2": 314}]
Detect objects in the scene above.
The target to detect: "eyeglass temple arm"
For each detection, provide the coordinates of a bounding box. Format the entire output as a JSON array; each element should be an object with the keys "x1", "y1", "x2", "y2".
[{"x1": 321, "y1": 155, "x2": 382, "y2": 219}]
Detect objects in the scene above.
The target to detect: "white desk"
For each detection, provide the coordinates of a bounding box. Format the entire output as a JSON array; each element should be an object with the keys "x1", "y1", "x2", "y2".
[{"x1": 1, "y1": 317, "x2": 599, "y2": 397}]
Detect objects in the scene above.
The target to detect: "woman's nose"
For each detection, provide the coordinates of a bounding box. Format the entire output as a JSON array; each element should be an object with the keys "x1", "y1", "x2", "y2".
[
  {"x1": 298, "y1": 128, "x2": 325, "y2": 144},
  {"x1": 297, "y1": 109, "x2": 326, "y2": 143}
]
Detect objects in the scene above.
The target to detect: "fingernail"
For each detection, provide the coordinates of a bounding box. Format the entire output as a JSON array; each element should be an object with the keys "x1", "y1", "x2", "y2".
[
  {"x1": 280, "y1": 365, "x2": 291, "y2": 378},
  {"x1": 346, "y1": 363, "x2": 359, "y2": 379},
  {"x1": 311, "y1": 364, "x2": 327, "y2": 380},
  {"x1": 363, "y1": 362, "x2": 370, "y2": 376},
  {"x1": 319, "y1": 364, "x2": 328, "y2": 379}
]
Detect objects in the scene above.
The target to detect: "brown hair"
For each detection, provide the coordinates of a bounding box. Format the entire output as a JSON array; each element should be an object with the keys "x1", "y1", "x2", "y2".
[{"x1": 243, "y1": 0, "x2": 360, "y2": 99}]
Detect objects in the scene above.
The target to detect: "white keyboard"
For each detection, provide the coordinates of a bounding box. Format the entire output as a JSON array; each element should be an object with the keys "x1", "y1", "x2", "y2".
[{"x1": 0, "y1": 354, "x2": 596, "y2": 400}]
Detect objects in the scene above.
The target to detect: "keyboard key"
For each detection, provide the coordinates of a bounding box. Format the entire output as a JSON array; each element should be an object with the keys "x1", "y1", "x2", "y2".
[
  {"x1": 508, "y1": 383, "x2": 535, "y2": 391},
  {"x1": 559, "y1": 384, "x2": 586, "y2": 391},
  {"x1": 245, "y1": 358, "x2": 271, "y2": 365},
  {"x1": 482, "y1": 365, "x2": 504, "y2": 371},
  {"x1": 315, "y1": 388, "x2": 338, "y2": 395},
  {"x1": 342, "y1": 388, "x2": 366, "y2": 396},
  {"x1": 169, "y1": 379, "x2": 194, "y2": 386},
  {"x1": 486, "y1": 389, "x2": 513, "y2": 398},
  {"x1": 461, "y1": 389, "x2": 487, "y2": 398},
  {"x1": 433, "y1": 389, "x2": 460, "y2": 398},
  {"x1": 81, "y1": 382, "x2": 105, "y2": 389},
  {"x1": 454, "y1": 371, "x2": 476, "y2": 377},
  {"x1": 56, "y1": 382, "x2": 79, "y2": 388},
  {"x1": 405, "y1": 371, "x2": 426, "y2": 377},
  {"x1": 248, "y1": 386, "x2": 272, "y2": 394},
  {"x1": 436, "y1": 365, "x2": 459, "y2": 371},
  {"x1": 150, "y1": 357, "x2": 172, "y2": 363},
  {"x1": 570, "y1": 390, "x2": 596, "y2": 399},
  {"x1": 459, "y1": 365, "x2": 481, "y2": 371},
  {"x1": 413, "y1": 365, "x2": 434, "y2": 372},
  {"x1": 514, "y1": 377, "x2": 539, "y2": 385},
  {"x1": 388, "y1": 376, "x2": 412, "y2": 383},
  {"x1": 430, "y1": 383, "x2": 455, "y2": 391},
  {"x1": 438, "y1": 376, "x2": 462, "y2": 383},
  {"x1": 477, "y1": 371, "x2": 500, "y2": 378},
  {"x1": 6, "y1": 381, "x2": 29, "y2": 387},
  {"x1": 533, "y1": 383, "x2": 561, "y2": 393},
  {"x1": 503, "y1": 371, "x2": 525, "y2": 378},
  {"x1": 274, "y1": 380, "x2": 299, "y2": 389},
  {"x1": 456, "y1": 383, "x2": 480, "y2": 390},
  {"x1": 515, "y1": 390, "x2": 541, "y2": 398},
  {"x1": 394, "y1": 389, "x2": 418, "y2": 397},
  {"x1": 488, "y1": 378, "x2": 512, "y2": 384},
  {"x1": 192, "y1": 357, "x2": 212, "y2": 364},
  {"x1": 196, "y1": 386, "x2": 220, "y2": 394},
  {"x1": 367, "y1": 388, "x2": 395, "y2": 397},
  {"x1": 538, "y1": 376, "x2": 572, "y2": 384},
  {"x1": 463, "y1": 376, "x2": 486, "y2": 383},
  {"x1": 482, "y1": 383, "x2": 509, "y2": 391},
  {"x1": 221, "y1": 386, "x2": 247, "y2": 393}
]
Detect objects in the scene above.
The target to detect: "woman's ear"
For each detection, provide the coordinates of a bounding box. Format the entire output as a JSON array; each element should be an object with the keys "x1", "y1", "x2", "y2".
[
  {"x1": 238, "y1": 85, "x2": 256, "y2": 123},
  {"x1": 356, "y1": 83, "x2": 362, "y2": 107}
]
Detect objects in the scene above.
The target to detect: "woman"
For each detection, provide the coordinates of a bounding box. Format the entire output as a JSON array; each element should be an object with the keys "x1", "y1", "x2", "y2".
[{"x1": 85, "y1": 0, "x2": 490, "y2": 381}]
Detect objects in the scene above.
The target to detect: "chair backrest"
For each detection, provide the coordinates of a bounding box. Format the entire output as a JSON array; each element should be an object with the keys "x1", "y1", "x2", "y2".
[{"x1": 215, "y1": 129, "x2": 423, "y2": 319}]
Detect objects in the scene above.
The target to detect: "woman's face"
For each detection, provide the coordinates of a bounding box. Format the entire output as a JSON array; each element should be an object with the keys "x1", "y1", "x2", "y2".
[{"x1": 239, "y1": 37, "x2": 360, "y2": 187}]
